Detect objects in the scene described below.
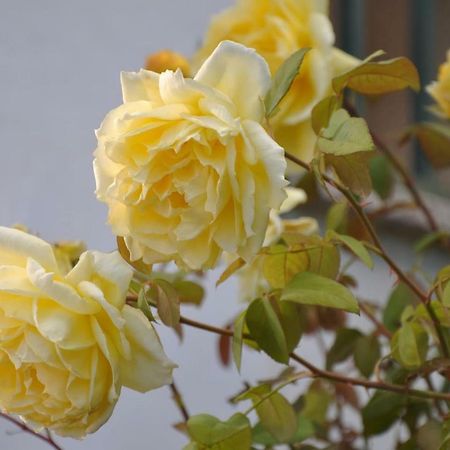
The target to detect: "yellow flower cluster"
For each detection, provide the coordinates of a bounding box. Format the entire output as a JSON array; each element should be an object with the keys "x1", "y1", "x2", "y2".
[
  {"x1": 428, "y1": 50, "x2": 450, "y2": 118},
  {"x1": 193, "y1": 0, "x2": 359, "y2": 163},
  {"x1": 0, "y1": 227, "x2": 175, "y2": 437}
]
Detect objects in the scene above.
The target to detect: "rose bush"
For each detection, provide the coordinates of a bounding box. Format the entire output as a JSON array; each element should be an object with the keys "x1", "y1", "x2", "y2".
[
  {"x1": 0, "y1": 227, "x2": 175, "y2": 438},
  {"x1": 94, "y1": 40, "x2": 287, "y2": 271}
]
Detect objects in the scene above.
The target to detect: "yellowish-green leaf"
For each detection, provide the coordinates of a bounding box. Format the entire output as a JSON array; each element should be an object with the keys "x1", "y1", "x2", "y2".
[
  {"x1": 246, "y1": 298, "x2": 289, "y2": 364},
  {"x1": 265, "y1": 48, "x2": 311, "y2": 117},
  {"x1": 216, "y1": 258, "x2": 246, "y2": 287},
  {"x1": 173, "y1": 280, "x2": 205, "y2": 306},
  {"x1": 137, "y1": 287, "x2": 156, "y2": 321},
  {"x1": 413, "y1": 122, "x2": 450, "y2": 169},
  {"x1": 332, "y1": 56, "x2": 420, "y2": 95},
  {"x1": 149, "y1": 279, "x2": 180, "y2": 328},
  {"x1": 252, "y1": 415, "x2": 314, "y2": 446},
  {"x1": 263, "y1": 245, "x2": 309, "y2": 289},
  {"x1": 302, "y1": 381, "x2": 332, "y2": 425},
  {"x1": 232, "y1": 312, "x2": 246, "y2": 372},
  {"x1": 369, "y1": 154, "x2": 394, "y2": 200},
  {"x1": 326, "y1": 202, "x2": 348, "y2": 233},
  {"x1": 354, "y1": 334, "x2": 381, "y2": 377},
  {"x1": 329, "y1": 231, "x2": 374, "y2": 268},
  {"x1": 326, "y1": 328, "x2": 362, "y2": 369},
  {"x1": 391, "y1": 322, "x2": 428, "y2": 370},
  {"x1": 311, "y1": 95, "x2": 340, "y2": 135},
  {"x1": 185, "y1": 413, "x2": 251, "y2": 450},
  {"x1": 317, "y1": 109, "x2": 375, "y2": 156},
  {"x1": 281, "y1": 272, "x2": 359, "y2": 314},
  {"x1": 326, "y1": 152, "x2": 373, "y2": 197},
  {"x1": 236, "y1": 385, "x2": 297, "y2": 443}
]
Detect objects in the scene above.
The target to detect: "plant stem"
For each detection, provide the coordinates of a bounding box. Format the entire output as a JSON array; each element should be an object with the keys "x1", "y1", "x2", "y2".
[
  {"x1": 0, "y1": 413, "x2": 63, "y2": 450},
  {"x1": 289, "y1": 353, "x2": 450, "y2": 403},
  {"x1": 344, "y1": 101, "x2": 440, "y2": 235},
  {"x1": 359, "y1": 302, "x2": 392, "y2": 339},
  {"x1": 172, "y1": 311, "x2": 450, "y2": 404},
  {"x1": 169, "y1": 381, "x2": 190, "y2": 422}
]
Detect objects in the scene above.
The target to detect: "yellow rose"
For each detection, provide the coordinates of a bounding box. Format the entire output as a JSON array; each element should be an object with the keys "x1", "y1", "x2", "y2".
[
  {"x1": 94, "y1": 41, "x2": 288, "y2": 271},
  {"x1": 145, "y1": 49, "x2": 191, "y2": 77},
  {"x1": 235, "y1": 187, "x2": 318, "y2": 301},
  {"x1": 427, "y1": 50, "x2": 450, "y2": 118},
  {"x1": 193, "y1": 0, "x2": 359, "y2": 163},
  {"x1": 0, "y1": 227, "x2": 175, "y2": 438}
]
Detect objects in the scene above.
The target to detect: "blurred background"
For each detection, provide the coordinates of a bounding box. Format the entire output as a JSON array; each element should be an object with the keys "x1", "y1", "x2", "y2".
[
  {"x1": 331, "y1": 0, "x2": 450, "y2": 195},
  {"x1": 0, "y1": 1, "x2": 449, "y2": 449}
]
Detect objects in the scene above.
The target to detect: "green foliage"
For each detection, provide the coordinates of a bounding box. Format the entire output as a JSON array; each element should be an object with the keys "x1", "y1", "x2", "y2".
[
  {"x1": 362, "y1": 392, "x2": 405, "y2": 436},
  {"x1": 311, "y1": 95, "x2": 340, "y2": 134},
  {"x1": 302, "y1": 381, "x2": 332, "y2": 425},
  {"x1": 391, "y1": 322, "x2": 428, "y2": 370},
  {"x1": 236, "y1": 384, "x2": 297, "y2": 442},
  {"x1": 383, "y1": 283, "x2": 419, "y2": 332},
  {"x1": 216, "y1": 258, "x2": 246, "y2": 287},
  {"x1": 410, "y1": 122, "x2": 450, "y2": 169},
  {"x1": 317, "y1": 109, "x2": 375, "y2": 156},
  {"x1": 173, "y1": 280, "x2": 205, "y2": 306},
  {"x1": 245, "y1": 298, "x2": 289, "y2": 364},
  {"x1": 369, "y1": 154, "x2": 394, "y2": 199},
  {"x1": 232, "y1": 312, "x2": 246, "y2": 372},
  {"x1": 148, "y1": 279, "x2": 181, "y2": 328},
  {"x1": 328, "y1": 230, "x2": 374, "y2": 268},
  {"x1": 185, "y1": 414, "x2": 252, "y2": 450},
  {"x1": 281, "y1": 272, "x2": 360, "y2": 314},
  {"x1": 325, "y1": 202, "x2": 348, "y2": 233},
  {"x1": 354, "y1": 334, "x2": 381, "y2": 377},
  {"x1": 326, "y1": 328, "x2": 362, "y2": 369},
  {"x1": 265, "y1": 48, "x2": 310, "y2": 117}
]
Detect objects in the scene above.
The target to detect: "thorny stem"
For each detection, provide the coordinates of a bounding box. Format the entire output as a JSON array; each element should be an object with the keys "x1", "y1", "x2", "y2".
[
  {"x1": 284, "y1": 151, "x2": 450, "y2": 358},
  {"x1": 164, "y1": 309, "x2": 450, "y2": 404},
  {"x1": 0, "y1": 413, "x2": 63, "y2": 450}
]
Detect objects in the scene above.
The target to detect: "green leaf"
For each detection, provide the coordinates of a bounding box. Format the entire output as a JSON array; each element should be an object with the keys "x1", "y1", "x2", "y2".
[
  {"x1": 263, "y1": 244, "x2": 309, "y2": 289},
  {"x1": 332, "y1": 56, "x2": 420, "y2": 95},
  {"x1": 392, "y1": 322, "x2": 428, "y2": 369},
  {"x1": 329, "y1": 231, "x2": 374, "y2": 268},
  {"x1": 173, "y1": 280, "x2": 205, "y2": 306},
  {"x1": 369, "y1": 154, "x2": 394, "y2": 200},
  {"x1": 149, "y1": 279, "x2": 180, "y2": 328},
  {"x1": 265, "y1": 48, "x2": 311, "y2": 117},
  {"x1": 325, "y1": 152, "x2": 373, "y2": 197},
  {"x1": 326, "y1": 328, "x2": 362, "y2": 369},
  {"x1": 186, "y1": 413, "x2": 251, "y2": 450},
  {"x1": 325, "y1": 202, "x2": 348, "y2": 233},
  {"x1": 443, "y1": 283, "x2": 450, "y2": 308},
  {"x1": 281, "y1": 272, "x2": 360, "y2": 314},
  {"x1": 252, "y1": 415, "x2": 315, "y2": 446},
  {"x1": 362, "y1": 392, "x2": 405, "y2": 436},
  {"x1": 414, "y1": 231, "x2": 449, "y2": 253},
  {"x1": 383, "y1": 283, "x2": 419, "y2": 332},
  {"x1": 412, "y1": 122, "x2": 450, "y2": 169},
  {"x1": 246, "y1": 298, "x2": 289, "y2": 364},
  {"x1": 216, "y1": 258, "x2": 246, "y2": 287},
  {"x1": 317, "y1": 109, "x2": 375, "y2": 156},
  {"x1": 311, "y1": 95, "x2": 340, "y2": 135},
  {"x1": 278, "y1": 302, "x2": 303, "y2": 353},
  {"x1": 302, "y1": 381, "x2": 332, "y2": 425},
  {"x1": 238, "y1": 385, "x2": 297, "y2": 442},
  {"x1": 137, "y1": 287, "x2": 156, "y2": 321},
  {"x1": 354, "y1": 334, "x2": 381, "y2": 377},
  {"x1": 232, "y1": 312, "x2": 246, "y2": 372}
]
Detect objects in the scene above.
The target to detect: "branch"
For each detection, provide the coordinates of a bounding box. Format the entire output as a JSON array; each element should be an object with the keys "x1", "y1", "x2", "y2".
[
  {"x1": 344, "y1": 101, "x2": 440, "y2": 235},
  {"x1": 0, "y1": 413, "x2": 63, "y2": 450},
  {"x1": 169, "y1": 381, "x2": 190, "y2": 422},
  {"x1": 171, "y1": 310, "x2": 450, "y2": 404}
]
